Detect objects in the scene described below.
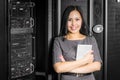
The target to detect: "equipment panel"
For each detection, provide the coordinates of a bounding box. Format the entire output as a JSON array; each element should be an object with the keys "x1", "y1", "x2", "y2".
[{"x1": 8, "y1": 0, "x2": 35, "y2": 79}]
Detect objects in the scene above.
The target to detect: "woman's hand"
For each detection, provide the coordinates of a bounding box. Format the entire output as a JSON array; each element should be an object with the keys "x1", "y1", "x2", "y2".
[
  {"x1": 82, "y1": 50, "x2": 94, "y2": 64},
  {"x1": 59, "y1": 54, "x2": 65, "y2": 62}
]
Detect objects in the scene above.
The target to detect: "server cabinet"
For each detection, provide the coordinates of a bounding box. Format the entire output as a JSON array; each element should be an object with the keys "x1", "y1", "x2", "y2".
[
  {"x1": 0, "y1": 0, "x2": 36, "y2": 80},
  {"x1": 91, "y1": 0, "x2": 104, "y2": 80},
  {"x1": 52, "y1": 0, "x2": 104, "y2": 80},
  {"x1": 105, "y1": 0, "x2": 120, "y2": 80},
  {"x1": 35, "y1": 0, "x2": 48, "y2": 79},
  {"x1": 9, "y1": 0, "x2": 36, "y2": 80},
  {"x1": 0, "y1": 0, "x2": 8, "y2": 80}
]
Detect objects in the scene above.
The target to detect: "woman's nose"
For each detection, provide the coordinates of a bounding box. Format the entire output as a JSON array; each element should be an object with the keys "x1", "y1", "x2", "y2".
[{"x1": 72, "y1": 20, "x2": 76, "y2": 25}]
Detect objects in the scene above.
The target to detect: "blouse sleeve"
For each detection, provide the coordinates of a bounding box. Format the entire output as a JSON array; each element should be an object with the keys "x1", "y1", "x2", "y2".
[
  {"x1": 52, "y1": 37, "x2": 63, "y2": 65},
  {"x1": 91, "y1": 36, "x2": 102, "y2": 64}
]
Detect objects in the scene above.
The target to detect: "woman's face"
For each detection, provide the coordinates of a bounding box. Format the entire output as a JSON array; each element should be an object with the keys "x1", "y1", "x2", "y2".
[{"x1": 67, "y1": 10, "x2": 82, "y2": 34}]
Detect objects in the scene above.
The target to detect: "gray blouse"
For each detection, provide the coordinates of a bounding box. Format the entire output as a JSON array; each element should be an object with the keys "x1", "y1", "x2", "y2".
[{"x1": 52, "y1": 36, "x2": 102, "y2": 80}]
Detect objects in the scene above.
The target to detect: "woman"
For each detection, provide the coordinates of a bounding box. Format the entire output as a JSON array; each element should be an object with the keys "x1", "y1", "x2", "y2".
[{"x1": 52, "y1": 5, "x2": 102, "y2": 80}]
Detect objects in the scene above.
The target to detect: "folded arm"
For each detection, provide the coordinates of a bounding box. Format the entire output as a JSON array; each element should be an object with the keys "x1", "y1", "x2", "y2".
[
  {"x1": 70, "y1": 61, "x2": 101, "y2": 74},
  {"x1": 53, "y1": 51, "x2": 94, "y2": 73},
  {"x1": 54, "y1": 58, "x2": 87, "y2": 73}
]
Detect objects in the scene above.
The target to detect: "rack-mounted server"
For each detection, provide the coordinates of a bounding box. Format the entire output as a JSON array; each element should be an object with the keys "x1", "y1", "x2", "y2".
[{"x1": 0, "y1": 0, "x2": 36, "y2": 80}]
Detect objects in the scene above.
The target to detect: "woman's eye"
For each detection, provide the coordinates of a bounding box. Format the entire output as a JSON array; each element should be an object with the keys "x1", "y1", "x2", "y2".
[
  {"x1": 68, "y1": 18, "x2": 80, "y2": 21},
  {"x1": 76, "y1": 19, "x2": 80, "y2": 21},
  {"x1": 68, "y1": 19, "x2": 72, "y2": 21}
]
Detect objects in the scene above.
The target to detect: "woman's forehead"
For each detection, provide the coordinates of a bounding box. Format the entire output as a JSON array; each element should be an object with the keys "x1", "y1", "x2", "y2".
[{"x1": 68, "y1": 10, "x2": 82, "y2": 18}]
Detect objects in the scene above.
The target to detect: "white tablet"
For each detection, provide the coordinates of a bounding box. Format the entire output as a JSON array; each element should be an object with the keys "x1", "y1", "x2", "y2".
[{"x1": 76, "y1": 44, "x2": 92, "y2": 60}]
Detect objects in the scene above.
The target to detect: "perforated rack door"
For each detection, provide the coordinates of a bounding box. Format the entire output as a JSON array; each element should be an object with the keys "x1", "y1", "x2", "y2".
[{"x1": 8, "y1": 0, "x2": 35, "y2": 79}]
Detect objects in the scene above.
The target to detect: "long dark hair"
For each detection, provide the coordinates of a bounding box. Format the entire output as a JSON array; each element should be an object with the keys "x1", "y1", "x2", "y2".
[{"x1": 59, "y1": 5, "x2": 89, "y2": 36}]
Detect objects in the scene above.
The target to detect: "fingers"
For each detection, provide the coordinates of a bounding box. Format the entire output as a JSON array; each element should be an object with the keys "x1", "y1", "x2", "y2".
[
  {"x1": 88, "y1": 50, "x2": 93, "y2": 54},
  {"x1": 84, "y1": 50, "x2": 94, "y2": 64},
  {"x1": 59, "y1": 54, "x2": 65, "y2": 62}
]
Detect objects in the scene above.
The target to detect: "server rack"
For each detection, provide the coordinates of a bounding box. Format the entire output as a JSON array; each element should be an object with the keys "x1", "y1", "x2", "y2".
[
  {"x1": 0, "y1": 0, "x2": 8, "y2": 80},
  {"x1": 105, "y1": 0, "x2": 120, "y2": 80},
  {"x1": 0, "y1": 0, "x2": 36, "y2": 80}
]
